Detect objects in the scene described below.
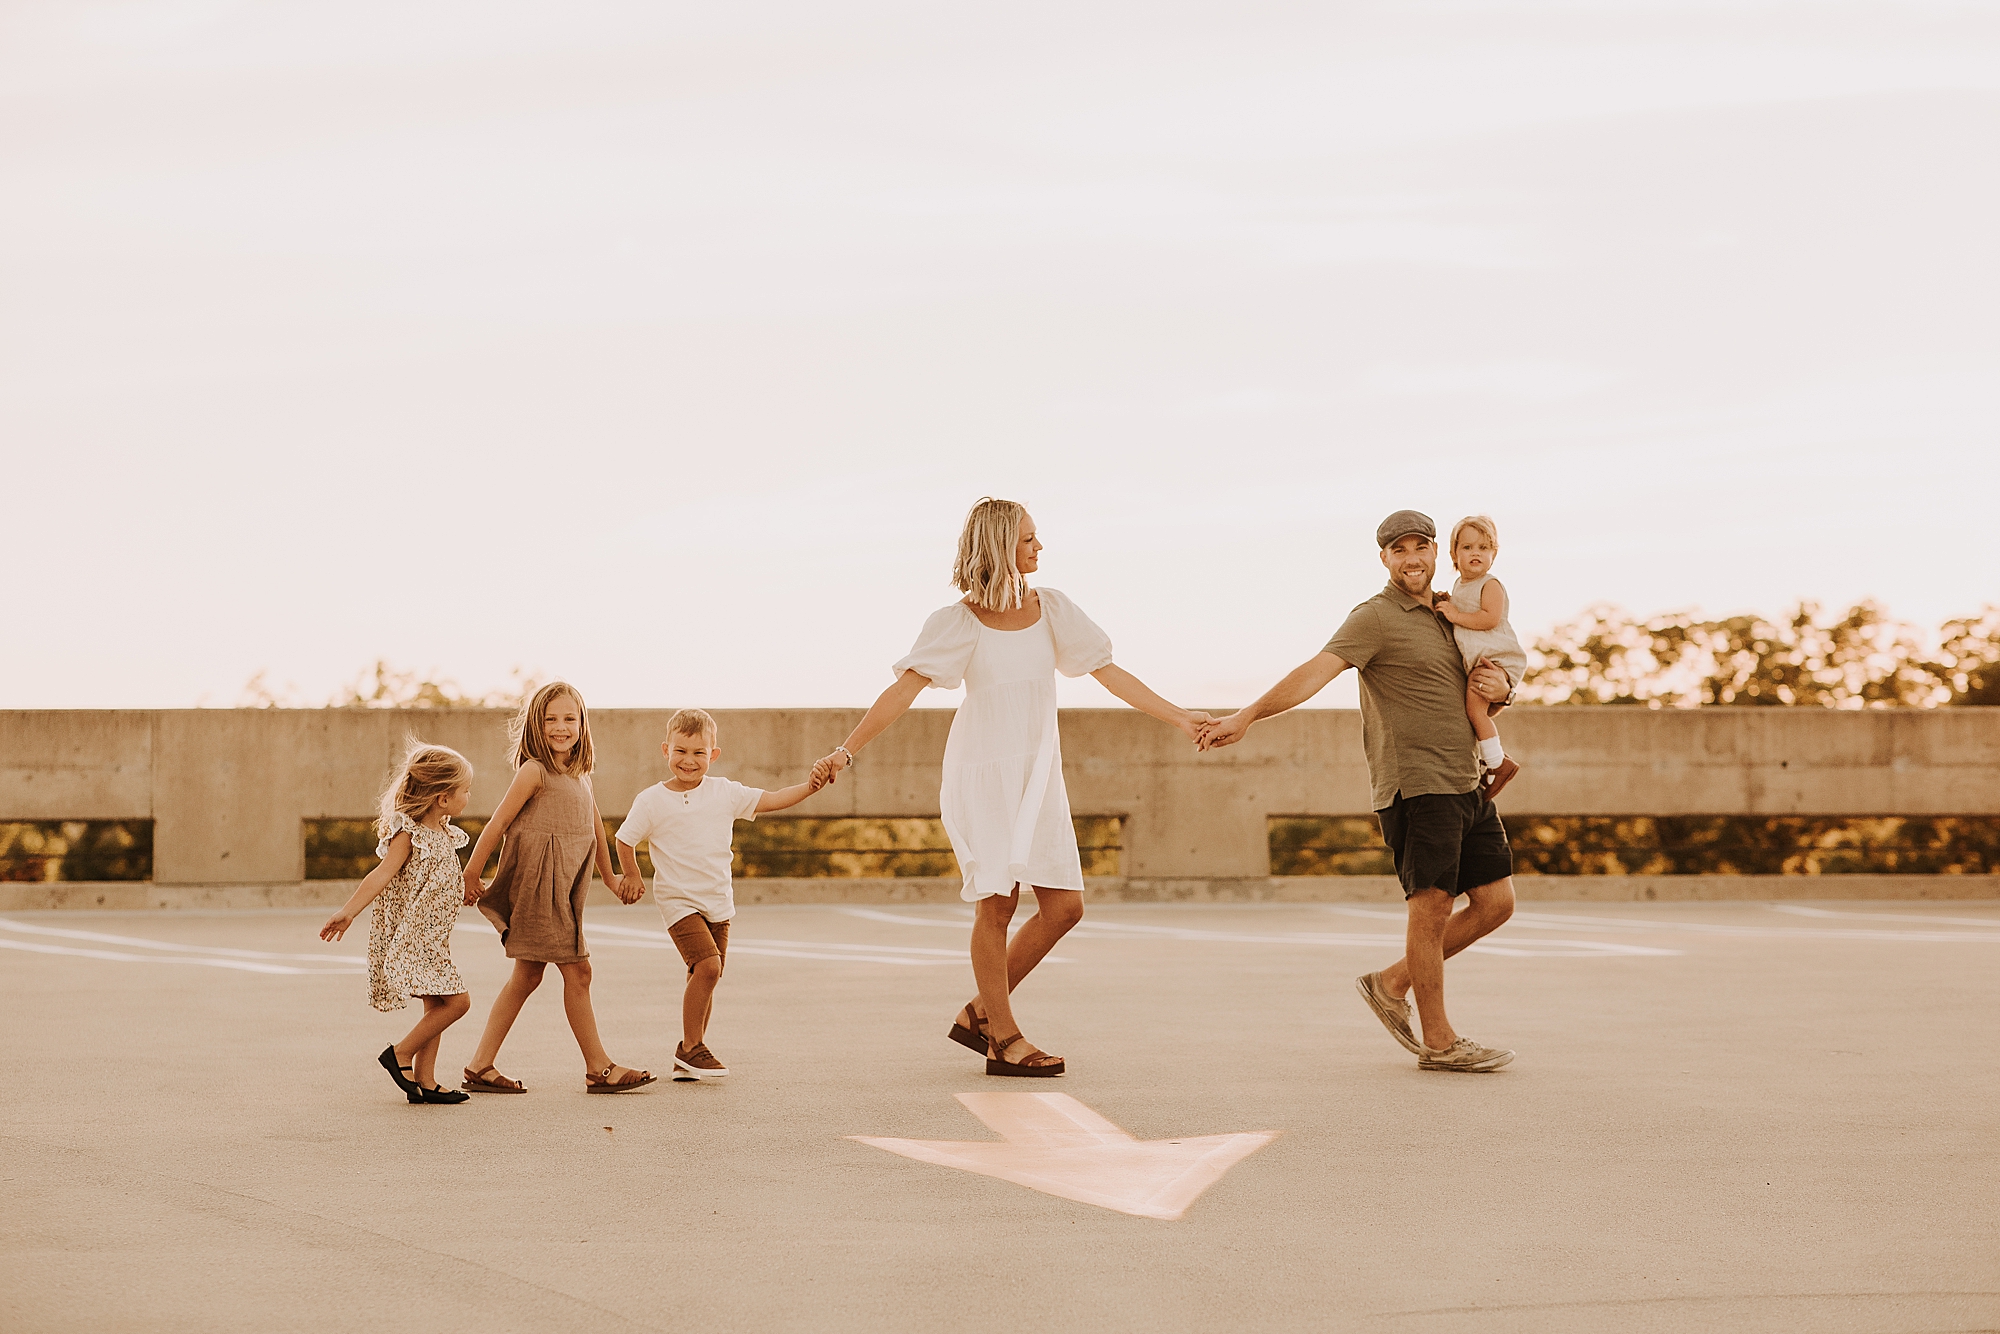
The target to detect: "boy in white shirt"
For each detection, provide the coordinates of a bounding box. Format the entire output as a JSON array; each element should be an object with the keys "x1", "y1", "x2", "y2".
[{"x1": 613, "y1": 708, "x2": 830, "y2": 1081}]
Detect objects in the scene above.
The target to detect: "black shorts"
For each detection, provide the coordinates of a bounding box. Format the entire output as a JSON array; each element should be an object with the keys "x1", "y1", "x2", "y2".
[{"x1": 1375, "y1": 790, "x2": 1513, "y2": 899}]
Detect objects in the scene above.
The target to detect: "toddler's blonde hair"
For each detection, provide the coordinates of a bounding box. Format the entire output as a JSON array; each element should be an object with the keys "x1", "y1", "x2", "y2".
[
  {"x1": 951, "y1": 497, "x2": 1028, "y2": 611},
  {"x1": 666, "y1": 708, "x2": 717, "y2": 742},
  {"x1": 1449, "y1": 514, "x2": 1500, "y2": 575},
  {"x1": 509, "y1": 680, "x2": 594, "y2": 776},
  {"x1": 376, "y1": 741, "x2": 473, "y2": 840}
]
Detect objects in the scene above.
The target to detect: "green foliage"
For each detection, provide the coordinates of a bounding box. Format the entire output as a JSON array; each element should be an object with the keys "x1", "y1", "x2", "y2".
[
  {"x1": 1266, "y1": 814, "x2": 2000, "y2": 876},
  {"x1": 241, "y1": 662, "x2": 542, "y2": 710},
  {"x1": 303, "y1": 818, "x2": 487, "y2": 880},
  {"x1": 1522, "y1": 602, "x2": 1998, "y2": 708},
  {"x1": 302, "y1": 816, "x2": 1123, "y2": 880},
  {"x1": 1267, "y1": 817, "x2": 1394, "y2": 876},
  {"x1": 0, "y1": 821, "x2": 153, "y2": 882}
]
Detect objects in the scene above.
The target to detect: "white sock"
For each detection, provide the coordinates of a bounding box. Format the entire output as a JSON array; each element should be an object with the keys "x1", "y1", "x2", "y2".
[{"x1": 1478, "y1": 737, "x2": 1505, "y2": 769}]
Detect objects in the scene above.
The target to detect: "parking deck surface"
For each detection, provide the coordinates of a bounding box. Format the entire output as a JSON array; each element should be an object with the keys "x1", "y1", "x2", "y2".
[{"x1": 3, "y1": 900, "x2": 1996, "y2": 1333}]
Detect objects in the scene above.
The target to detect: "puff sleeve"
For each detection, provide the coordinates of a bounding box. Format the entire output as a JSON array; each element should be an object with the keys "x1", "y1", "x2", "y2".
[
  {"x1": 375, "y1": 811, "x2": 412, "y2": 859},
  {"x1": 1040, "y1": 587, "x2": 1115, "y2": 678},
  {"x1": 892, "y1": 604, "x2": 981, "y2": 690}
]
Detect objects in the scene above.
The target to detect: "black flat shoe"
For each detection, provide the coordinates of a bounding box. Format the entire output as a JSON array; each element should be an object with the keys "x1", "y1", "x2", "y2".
[
  {"x1": 419, "y1": 1084, "x2": 471, "y2": 1105},
  {"x1": 379, "y1": 1046, "x2": 423, "y2": 1104}
]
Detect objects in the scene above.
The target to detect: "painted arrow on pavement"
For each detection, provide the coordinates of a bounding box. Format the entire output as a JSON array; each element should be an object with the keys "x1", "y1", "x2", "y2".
[{"x1": 852, "y1": 1092, "x2": 1279, "y2": 1221}]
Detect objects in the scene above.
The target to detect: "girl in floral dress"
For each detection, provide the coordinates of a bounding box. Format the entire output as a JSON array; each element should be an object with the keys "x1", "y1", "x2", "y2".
[{"x1": 321, "y1": 743, "x2": 477, "y2": 1105}]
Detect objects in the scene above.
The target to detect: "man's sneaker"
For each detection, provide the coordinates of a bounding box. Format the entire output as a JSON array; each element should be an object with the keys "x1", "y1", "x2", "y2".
[
  {"x1": 673, "y1": 1042, "x2": 728, "y2": 1081},
  {"x1": 1355, "y1": 973, "x2": 1422, "y2": 1055},
  {"x1": 1417, "y1": 1038, "x2": 1514, "y2": 1072}
]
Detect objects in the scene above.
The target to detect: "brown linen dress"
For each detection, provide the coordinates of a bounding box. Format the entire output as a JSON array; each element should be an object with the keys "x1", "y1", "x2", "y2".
[{"x1": 477, "y1": 769, "x2": 596, "y2": 963}]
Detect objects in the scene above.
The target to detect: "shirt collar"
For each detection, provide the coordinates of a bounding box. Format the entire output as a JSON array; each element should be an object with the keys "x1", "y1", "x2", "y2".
[{"x1": 1382, "y1": 580, "x2": 1435, "y2": 612}]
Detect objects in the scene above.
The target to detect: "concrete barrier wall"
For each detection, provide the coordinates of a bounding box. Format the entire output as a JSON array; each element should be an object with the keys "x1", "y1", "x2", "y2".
[{"x1": 4, "y1": 707, "x2": 1998, "y2": 886}]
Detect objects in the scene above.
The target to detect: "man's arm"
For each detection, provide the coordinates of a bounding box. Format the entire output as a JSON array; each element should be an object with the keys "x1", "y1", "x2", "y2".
[{"x1": 1199, "y1": 652, "x2": 1351, "y2": 750}]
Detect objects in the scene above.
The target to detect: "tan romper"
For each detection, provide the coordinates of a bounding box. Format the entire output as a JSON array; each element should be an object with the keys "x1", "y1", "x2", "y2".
[{"x1": 477, "y1": 769, "x2": 596, "y2": 963}]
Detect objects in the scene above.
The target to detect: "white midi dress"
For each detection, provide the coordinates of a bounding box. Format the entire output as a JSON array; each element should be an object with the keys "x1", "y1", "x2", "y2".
[{"x1": 893, "y1": 588, "x2": 1115, "y2": 901}]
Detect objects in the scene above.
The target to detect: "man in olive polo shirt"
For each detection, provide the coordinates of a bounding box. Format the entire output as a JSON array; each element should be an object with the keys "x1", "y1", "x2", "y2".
[{"x1": 1201, "y1": 509, "x2": 1519, "y2": 1072}]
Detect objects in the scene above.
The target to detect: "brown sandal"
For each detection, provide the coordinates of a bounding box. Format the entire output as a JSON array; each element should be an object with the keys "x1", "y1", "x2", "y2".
[
  {"x1": 586, "y1": 1063, "x2": 657, "y2": 1094},
  {"x1": 460, "y1": 1065, "x2": 527, "y2": 1094},
  {"x1": 948, "y1": 1000, "x2": 989, "y2": 1056},
  {"x1": 986, "y1": 1031, "x2": 1065, "y2": 1079}
]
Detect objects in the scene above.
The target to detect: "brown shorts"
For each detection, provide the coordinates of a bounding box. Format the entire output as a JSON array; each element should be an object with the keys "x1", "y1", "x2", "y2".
[{"x1": 667, "y1": 913, "x2": 730, "y2": 975}]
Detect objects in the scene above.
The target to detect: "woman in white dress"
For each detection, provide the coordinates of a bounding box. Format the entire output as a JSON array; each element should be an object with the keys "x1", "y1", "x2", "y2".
[{"x1": 816, "y1": 498, "x2": 1207, "y2": 1076}]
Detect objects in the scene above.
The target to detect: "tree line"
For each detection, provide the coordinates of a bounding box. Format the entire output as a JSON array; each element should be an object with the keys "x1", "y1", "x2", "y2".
[
  {"x1": 1520, "y1": 602, "x2": 2000, "y2": 708},
  {"x1": 239, "y1": 600, "x2": 2000, "y2": 712}
]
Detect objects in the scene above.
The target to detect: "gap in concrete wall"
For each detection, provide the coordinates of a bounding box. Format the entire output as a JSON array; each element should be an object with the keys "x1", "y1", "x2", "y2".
[
  {"x1": 1269, "y1": 815, "x2": 2000, "y2": 876},
  {"x1": 300, "y1": 816, "x2": 1125, "y2": 880},
  {"x1": 0, "y1": 821, "x2": 153, "y2": 882}
]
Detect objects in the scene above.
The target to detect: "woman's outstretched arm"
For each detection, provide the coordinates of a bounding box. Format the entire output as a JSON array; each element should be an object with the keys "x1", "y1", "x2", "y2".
[
  {"x1": 819, "y1": 670, "x2": 931, "y2": 780},
  {"x1": 1090, "y1": 664, "x2": 1208, "y2": 741}
]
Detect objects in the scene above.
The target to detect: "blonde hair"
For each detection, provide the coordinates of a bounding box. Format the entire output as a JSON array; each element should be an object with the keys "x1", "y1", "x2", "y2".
[
  {"x1": 951, "y1": 497, "x2": 1028, "y2": 611},
  {"x1": 666, "y1": 708, "x2": 717, "y2": 742},
  {"x1": 376, "y1": 741, "x2": 473, "y2": 839},
  {"x1": 508, "y1": 680, "x2": 595, "y2": 776},
  {"x1": 1449, "y1": 515, "x2": 1500, "y2": 575}
]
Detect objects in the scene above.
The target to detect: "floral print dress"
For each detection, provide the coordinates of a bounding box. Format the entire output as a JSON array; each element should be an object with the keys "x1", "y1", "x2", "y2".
[{"x1": 368, "y1": 813, "x2": 469, "y2": 1012}]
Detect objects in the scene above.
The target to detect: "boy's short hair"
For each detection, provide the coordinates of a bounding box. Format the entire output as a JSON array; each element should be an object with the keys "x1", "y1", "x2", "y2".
[{"x1": 666, "y1": 708, "x2": 717, "y2": 742}]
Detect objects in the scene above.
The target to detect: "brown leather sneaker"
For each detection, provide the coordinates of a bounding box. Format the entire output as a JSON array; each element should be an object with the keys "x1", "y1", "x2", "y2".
[
  {"x1": 673, "y1": 1042, "x2": 729, "y2": 1081},
  {"x1": 1481, "y1": 756, "x2": 1521, "y2": 801}
]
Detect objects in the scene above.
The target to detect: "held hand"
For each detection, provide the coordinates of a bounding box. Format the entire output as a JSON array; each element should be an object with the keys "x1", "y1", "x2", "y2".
[
  {"x1": 616, "y1": 872, "x2": 645, "y2": 905},
  {"x1": 1175, "y1": 710, "x2": 1212, "y2": 743},
  {"x1": 462, "y1": 867, "x2": 486, "y2": 905},
  {"x1": 809, "y1": 758, "x2": 835, "y2": 791},
  {"x1": 318, "y1": 910, "x2": 354, "y2": 942},
  {"x1": 1199, "y1": 711, "x2": 1252, "y2": 751}
]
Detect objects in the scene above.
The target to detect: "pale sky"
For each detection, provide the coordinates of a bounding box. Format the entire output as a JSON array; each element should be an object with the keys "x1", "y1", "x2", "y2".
[{"x1": 4, "y1": 0, "x2": 1996, "y2": 713}]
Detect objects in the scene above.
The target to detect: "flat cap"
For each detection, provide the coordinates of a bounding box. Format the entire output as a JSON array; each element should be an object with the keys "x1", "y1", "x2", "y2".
[{"x1": 1375, "y1": 509, "x2": 1436, "y2": 549}]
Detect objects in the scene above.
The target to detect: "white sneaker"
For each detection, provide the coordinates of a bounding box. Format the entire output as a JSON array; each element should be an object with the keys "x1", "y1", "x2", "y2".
[{"x1": 1418, "y1": 1037, "x2": 1514, "y2": 1072}]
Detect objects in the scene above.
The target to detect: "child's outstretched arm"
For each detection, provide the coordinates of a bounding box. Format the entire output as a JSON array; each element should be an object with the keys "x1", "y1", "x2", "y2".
[
  {"x1": 581, "y1": 779, "x2": 636, "y2": 903},
  {"x1": 1437, "y1": 579, "x2": 1505, "y2": 631},
  {"x1": 755, "y1": 763, "x2": 834, "y2": 815},
  {"x1": 461, "y1": 762, "x2": 545, "y2": 903},
  {"x1": 320, "y1": 832, "x2": 413, "y2": 941}
]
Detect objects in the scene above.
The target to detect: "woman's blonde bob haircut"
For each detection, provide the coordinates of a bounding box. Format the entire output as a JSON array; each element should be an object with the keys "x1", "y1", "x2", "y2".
[
  {"x1": 951, "y1": 497, "x2": 1028, "y2": 611},
  {"x1": 376, "y1": 741, "x2": 474, "y2": 840},
  {"x1": 1448, "y1": 514, "x2": 1500, "y2": 574},
  {"x1": 508, "y1": 680, "x2": 595, "y2": 777}
]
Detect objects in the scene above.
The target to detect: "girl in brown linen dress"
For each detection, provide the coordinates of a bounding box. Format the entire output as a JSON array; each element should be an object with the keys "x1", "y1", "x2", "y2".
[{"x1": 459, "y1": 681, "x2": 655, "y2": 1094}]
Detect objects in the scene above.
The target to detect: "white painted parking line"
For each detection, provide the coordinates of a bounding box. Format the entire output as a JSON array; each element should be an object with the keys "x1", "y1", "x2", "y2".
[
  {"x1": 0, "y1": 917, "x2": 365, "y2": 974},
  {"x1": 840, "y1": 907, "x2": 1679, "y2": 957},
  {"x1": 1323, "y1": 906, "x2": 2000, "y2": 944},
  {"x1": 854, "y1": 1092, "x2": 1278, "y2": 1222},
  {"x1": 0, "y1": 916, "x2": 360, "y2": 962},
  {"x1": 1768, "y1": 904, "x2": 2000, "y2": 927},
  {"x1": 0, "y1": 938, "x2": 361, "y2": 975},
  {"x1": 583, "y1": 921, "x2": 1057, "y2": 967}
]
